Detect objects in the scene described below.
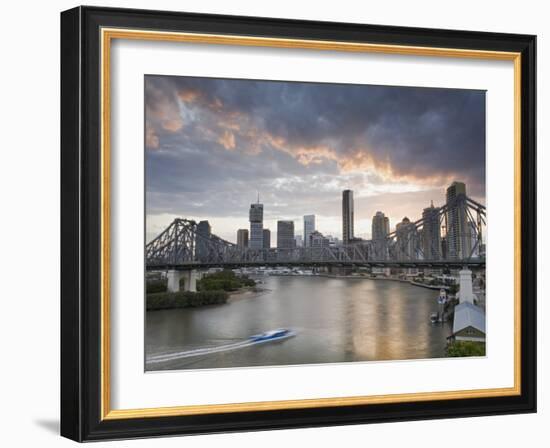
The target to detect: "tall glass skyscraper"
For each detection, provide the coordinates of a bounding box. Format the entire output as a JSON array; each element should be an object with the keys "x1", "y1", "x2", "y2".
[
  {"x1": 195, "y1": 220, "x2": 211, "y2": 261},
  {"x1": 342, "y1": 190, "x2": 354, "y2": 244},
  {"x1": 263, "y1": 228, "x2": 271, "y2": 249},
  {"x1": 422, "y1": 201, "x2": 441, "y2": 260},
  {"x1": 236, "y1": 228, "x2": 249, "y2": 248},
  {"x1": 303, "y1": 215, "x2": 315, "y2": 247},
  {"x1": 446, "y1": 181, "x2": 471, "y2": 260},
  {"x1": 249, "y1": 202, "x2": 264, "y2": 250},
  {"x1": 396, "y1": 217, "x2": 417, "y2": 260},
  {"x1": 277, "y1": 220, "x2": 295, "y2": 249},
  {"x1": 371, "y1": 211, "x2": 390, "y2": 240}
]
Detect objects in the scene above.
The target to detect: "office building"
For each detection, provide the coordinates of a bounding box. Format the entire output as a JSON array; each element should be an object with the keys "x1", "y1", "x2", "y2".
[
  {"x1": 309, "y1": 230, "x2": 330, "y2": 248},
  {"x1": 277, "y1": 220, "x2": 295, "y2": 249},
  {"x1": 303, "y1": 215, "x2": 315, "y2": 248},
  {"x1": 249, "y1": 201, "x2": 264, "y2": 250},
  {"x1": 422, "y1": 201, "x2": 441, "y2": 261},
  {"x1": 263, "y1": 228, "x2": 271, "y2": 249},
  {"x1": 236, "y1": 228, "x2": 249, "y2": 249},
  {"x1": 372, "y1": 211, "x2": 390, "y2": 240},
  {"x1": 195, "y1": 220, "x2": 211, "y2": 261},
  {"x1": 342, "y1": 189, "x2": 354, "y2": 244},
  {"x1": 396, "y1": 217, "x2": 417, "y2": 260},
  {"x1": 371, "y1": 211, "x2": 390, "y2": 260},
  {"x1": 294, "y1": 235, "x2": 303, "y2": 248},
  {"x1": 326, "y1": 235, "x2": 340, "y2": 247},
  {"x1": 446, "y1": 181, "x2": 471, "y2": 260}
]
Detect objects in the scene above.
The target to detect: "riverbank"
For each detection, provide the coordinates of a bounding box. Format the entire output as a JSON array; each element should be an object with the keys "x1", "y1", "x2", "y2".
[
  {"x1": 228, "y1": 286, "x2": 269, "y2": 302},
  {"x1": 292, "y1": 273, "x2": 449, "y2": 291}
]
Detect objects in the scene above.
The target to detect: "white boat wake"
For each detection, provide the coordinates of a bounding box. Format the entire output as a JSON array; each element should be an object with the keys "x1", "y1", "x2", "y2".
[{"x1": 147, "y1": 330, "x2": 295, "y2": 365}]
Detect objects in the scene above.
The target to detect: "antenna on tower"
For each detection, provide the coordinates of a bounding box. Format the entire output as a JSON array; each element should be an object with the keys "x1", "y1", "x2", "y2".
[
  {"x1": 257, "y1": 191, "x2": 260, "y2": 204},
  {"x1": 431, "y1": 199, "x2": 434, "y2": 207}
]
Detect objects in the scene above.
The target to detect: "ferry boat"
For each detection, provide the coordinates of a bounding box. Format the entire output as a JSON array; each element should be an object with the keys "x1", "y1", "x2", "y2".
[{"x1": 249, "y1": 328, "x2": 295, "y2": 343}]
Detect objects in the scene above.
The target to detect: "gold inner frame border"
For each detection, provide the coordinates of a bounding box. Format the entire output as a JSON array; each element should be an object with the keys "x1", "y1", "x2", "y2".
[{"x1": 99, "y1": 27, "x2": 522, "y2": 420}]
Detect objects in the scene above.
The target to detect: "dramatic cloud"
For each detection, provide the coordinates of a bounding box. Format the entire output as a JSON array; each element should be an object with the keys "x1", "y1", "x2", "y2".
[{"x1": 145, "y1": 75, "x2": 486, "y2": 243}]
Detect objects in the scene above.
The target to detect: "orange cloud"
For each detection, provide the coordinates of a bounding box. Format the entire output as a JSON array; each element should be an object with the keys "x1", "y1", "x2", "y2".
[
  {"x1": 218, "y1": 130, "x2": 236, "y2": 150},
  {"x1": 210, "y1": 97, "x2": 224, "y2": 111},
  {"x1": 177, "y1": 89, "x2": 202, "y2": 103},
  {"x1": 161, "y1": 119, "x2": 184, "y2": 132},
  {"x1": 145, "y1": 124, "x2": 159, "y2": 149}
]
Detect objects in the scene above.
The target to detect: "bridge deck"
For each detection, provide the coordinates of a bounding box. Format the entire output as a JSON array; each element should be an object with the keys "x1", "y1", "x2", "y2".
[{"x1": 146, "y1": 260, "x2": 485, "y2": 271}]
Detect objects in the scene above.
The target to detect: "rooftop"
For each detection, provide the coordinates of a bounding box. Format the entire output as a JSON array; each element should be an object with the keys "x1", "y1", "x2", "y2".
[{"x1": 453, "y1": 302, "x2": 486, "y2": 335}]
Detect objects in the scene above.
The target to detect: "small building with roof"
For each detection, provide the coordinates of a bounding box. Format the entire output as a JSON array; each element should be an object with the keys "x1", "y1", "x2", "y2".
[{"x1": 452, "y1": 301, "x2": 486, "y2": 342}]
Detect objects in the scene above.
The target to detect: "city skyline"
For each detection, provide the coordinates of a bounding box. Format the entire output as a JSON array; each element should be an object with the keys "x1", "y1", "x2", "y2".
[
  {"x1": 151, "y1": 182, "x2": 484, "y2": 251},
  {"x1": 146, "y1": 75, "x2": 486, "y2": 243}
]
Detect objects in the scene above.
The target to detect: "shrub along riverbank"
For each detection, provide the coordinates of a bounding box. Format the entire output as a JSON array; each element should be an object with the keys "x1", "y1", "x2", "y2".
[
  {"x1": 198, "y1": 270, "x2": 255, "y2": 291},
  {"x1": 147, "y1": 290, "x2": 228, "y2": 311},
  {"x1": 146, "y1": 270, "x2": 255, "y2": 310}
]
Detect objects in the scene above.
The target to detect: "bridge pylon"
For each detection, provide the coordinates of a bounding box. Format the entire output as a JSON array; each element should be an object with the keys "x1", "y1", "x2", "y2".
[{"x1": 167, "y1": 269, "x2": 198, "y2": 293}]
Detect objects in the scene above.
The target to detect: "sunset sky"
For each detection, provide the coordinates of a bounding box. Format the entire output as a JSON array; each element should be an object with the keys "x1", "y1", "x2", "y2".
[{"x1": 145, "y1": 75, "x2": 486, "y2": 244}]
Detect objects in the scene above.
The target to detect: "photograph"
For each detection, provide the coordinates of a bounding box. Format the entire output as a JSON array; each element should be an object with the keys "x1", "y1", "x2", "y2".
[{"x1": 144, "y1": 75, "x2": 487, "y2": 371}]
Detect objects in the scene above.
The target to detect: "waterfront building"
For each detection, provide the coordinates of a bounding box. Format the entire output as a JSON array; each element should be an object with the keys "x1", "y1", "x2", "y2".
[
  {"x1": 342, "y1": 189, "x2": 354, "y2": 244},
  {"x1": 422, "y1": 201, "x2": 441, "y2": 261},
  {"x1": 277, "y1": 220, "x2": 295, "y2": 249},
  {"x1": 446, "y1": 181, "x2": 471, "y2": 260},
  {"x1": 263, "y1": 228, "x2": 271, "y2": 249},
  {"x1": 303, "y1": 215, "x2": 315, "y2": 248},
  {"x1": 452, "y1": 301, "x2": 486, "y2": 343},
  {"x1": 294, "y1": 234, "x2": 303, "y2": 248},
  {"x1": 236, "y1": 228, "x2": 249, "y2": 248},
  {"x1": 249, "y1": 201, "x2": 264, "y2": 250},
  {"x1": 195, "y1": 220, "x2": 211, "y2": 261}
]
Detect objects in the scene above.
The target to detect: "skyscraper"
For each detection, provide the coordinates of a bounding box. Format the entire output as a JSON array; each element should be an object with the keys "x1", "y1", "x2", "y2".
[
  {"x1": 303, "y1": 215, "x2": 315, "y2": 248},
  {"x1": 446, "y1": 181, "x2": 471, "y2": 260},
  {"x1": 372, "y1": 211, "x2": 390, "y2": 240},
  {"x1": 294, "y1": 235, "x2": 303, "y2": 248},
  {"x1": 263, "y1": 228, "x2": 271, "y2": 249},
  {"x1": 371, "y1": 211, "x2": 390, "y2": 260},
  {"x1": 342, "y1": 190, "x2": 354, "y2": 244},
  {"x1": 277, "y1": 220, "x2": 295, "y2": 249},
  {"x1": 396, "y1": 217, "x2": 417, "y2": 260},
  {"x1": 422, "y1": 201, "x2": 441, "y2": 260},
  {"x1": 249, "y1": 201, "x2": 264, "y2": 250},
  {"x1": 195, "y1": 220, "x2": 211, "y2": 261},
  {"x1": 236, "y1": 229, "x2": 249, "y2": 249}
]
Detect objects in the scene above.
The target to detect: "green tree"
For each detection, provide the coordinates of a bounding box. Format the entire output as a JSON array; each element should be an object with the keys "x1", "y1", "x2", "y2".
[
  {"x1": 446, "y1": 341, "x2": 486, "y2": 357},
  {"x1": 197, "y1": 270, "x2": 255, "y2": 292}
]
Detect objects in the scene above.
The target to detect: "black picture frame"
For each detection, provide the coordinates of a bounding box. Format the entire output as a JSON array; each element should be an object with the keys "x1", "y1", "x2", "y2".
[{"x1": 61, "y1": 5, "x2": 536, "y2": 442}]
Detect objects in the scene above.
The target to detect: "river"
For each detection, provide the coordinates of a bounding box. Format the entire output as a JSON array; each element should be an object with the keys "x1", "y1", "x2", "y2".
[{"x1": 145, "y1": 275, "x2": 451, "y2": 371}]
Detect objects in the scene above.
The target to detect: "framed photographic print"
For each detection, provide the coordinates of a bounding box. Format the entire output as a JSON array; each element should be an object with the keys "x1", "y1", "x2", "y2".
[{"x1": 60, "y1": 6, "x2": 536, "y2": 441}]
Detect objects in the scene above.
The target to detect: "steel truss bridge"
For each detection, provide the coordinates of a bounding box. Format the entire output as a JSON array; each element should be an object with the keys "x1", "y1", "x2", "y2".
[{"x1": 146, "y1": 195, "x2": 486, "y2": 271}]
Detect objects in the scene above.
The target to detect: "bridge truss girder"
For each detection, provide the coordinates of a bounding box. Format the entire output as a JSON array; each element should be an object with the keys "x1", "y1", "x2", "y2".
[{"x1": 145, "y1": 195, "x2": 486, "y2": 269}]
